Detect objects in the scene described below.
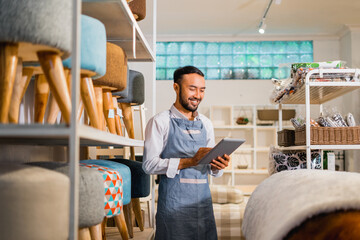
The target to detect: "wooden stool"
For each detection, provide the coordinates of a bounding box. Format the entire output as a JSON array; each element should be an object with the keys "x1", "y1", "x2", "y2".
[
  {"x1": 0, "y1": 0, "x2": 72, "y2": 124},
  {"x1": 128, "y1": 0, "x2": 146, "y2": 21}
]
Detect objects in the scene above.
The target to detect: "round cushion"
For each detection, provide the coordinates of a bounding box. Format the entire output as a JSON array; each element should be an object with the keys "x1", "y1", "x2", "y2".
[
  {"x1": 62, "y1": 15, "x2": 107, "y2": 78},
  {"x1": 81, "y1": 160, "x2": 131, "y2": 205},
  {"x1": 27, "y1": 162, "x2": 105, "y2": 228},
  {"x1": 129, "y1": 0, "x2": 146, "y2": 21},
  {"x1": 93, "y1": 42, "x2": 127, "y2": 90},
  {"x1": 0, "y1": 163, "x2": 69, "y2": 240},
  {"x1": 115, "y1": 69, "x2": 144, "y2": 105},
  {"x1": 0, "y1": 0, "x2": 72, "y2": 61},
  {"x1": 110, "y1": 158, "x2": 150, "y2": 198}
]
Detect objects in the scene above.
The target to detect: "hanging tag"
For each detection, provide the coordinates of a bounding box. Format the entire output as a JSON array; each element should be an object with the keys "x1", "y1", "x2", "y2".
[{"x1": 108, "y1": 109, "x2": 115, "y2": 119}]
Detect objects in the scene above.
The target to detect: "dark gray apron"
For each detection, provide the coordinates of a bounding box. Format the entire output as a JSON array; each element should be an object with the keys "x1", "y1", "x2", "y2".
[{"x1": 155, "y1": 114, "x2": 217, "y2": 240}]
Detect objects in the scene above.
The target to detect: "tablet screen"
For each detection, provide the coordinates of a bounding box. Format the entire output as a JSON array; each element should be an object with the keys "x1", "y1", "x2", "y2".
[{"x1": 198, "y1": 138, "x2": 245, "y2": 164}]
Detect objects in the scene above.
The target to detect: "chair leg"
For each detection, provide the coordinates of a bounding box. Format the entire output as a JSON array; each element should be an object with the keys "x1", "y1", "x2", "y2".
[
  {"x1": 113, "y1": 97, "x2": 123, "y2": 136},
  {"x1": 120, "y1": 102, "x2": 135, "y2": 160},
  {"x1": 78, "y1": 228, "x2": 91, "y2": 240},
  {"x1": 46, "y1": 93, "x2": 60, "y2": 124},
  {"x1": 37, "y1": 51, "x2": 71, "y2": 124},
  {"x1": 114, "y1": 211, "x2": 129, "y2": 240},
  {"x1": 0, "y1": 43, "x2": 19, "y2": 123},
  {"x1": 132, "y1": 198, "x2": 144, "y2": 231},
  {"x1": 89, "y1": 223, "x2": 102, "y2": 240},
  {"x1": 103, "y1": 89, "x2": 116, "y2": 134},
  {"x1": 9, "y1": 60, "x2": 31, "y2": 123},
  {"x1": 81, "y1": 76, "x2": 100, "y2": 129},
  {"x1": 123, "y1": 203, "x2": 134, "y2": 238},
  {"x1": 102, "y1": 217, "x2": 107, "y2": 240},
  {"x1": 34, "y1": 74, "x2": 50, "y2": 123},
  {"x1": 78, "y1": 98, "x2": 85, "y2": 122}
]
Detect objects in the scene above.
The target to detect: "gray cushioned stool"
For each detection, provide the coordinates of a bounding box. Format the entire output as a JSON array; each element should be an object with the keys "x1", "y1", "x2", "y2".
[
  {"x1": 27, "y1": 162, "x2": 105, "y2": 229},
  {"x1": 0, "y1": 163, "x2": 70, "y2": 240},
  {"x1": 0, "y1": 0, "x2": 72, "y2": 124}
]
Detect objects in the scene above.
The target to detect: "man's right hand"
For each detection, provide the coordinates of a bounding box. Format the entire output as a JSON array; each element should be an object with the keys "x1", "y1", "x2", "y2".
[{"x1": 178, "y1": 147, "x2": 212, "y2": 170}]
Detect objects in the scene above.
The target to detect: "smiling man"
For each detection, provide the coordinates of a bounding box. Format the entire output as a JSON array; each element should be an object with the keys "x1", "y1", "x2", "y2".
[{"x1": 143, "y1": 66, "x2": 230, "y2": 240}]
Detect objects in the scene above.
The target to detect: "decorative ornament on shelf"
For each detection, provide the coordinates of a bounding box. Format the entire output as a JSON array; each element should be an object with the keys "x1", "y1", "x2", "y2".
[{"x1": 236, "y1": 117, "x2": 249, "y2": 125}]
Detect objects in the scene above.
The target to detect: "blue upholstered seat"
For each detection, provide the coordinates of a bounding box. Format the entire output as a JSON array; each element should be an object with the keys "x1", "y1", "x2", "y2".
[
  {"x1": 62, "y1": 15, "x2": 107, "y2": 78},
  {"x1": 81, "y1": 160, "x2": 132, "y2": 205}
]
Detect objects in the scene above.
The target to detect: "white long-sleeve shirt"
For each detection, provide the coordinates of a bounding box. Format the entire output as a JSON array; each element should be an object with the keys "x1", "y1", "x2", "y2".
[{"x1": 143, "y1": 105, "x2": 223, "y2": 178}]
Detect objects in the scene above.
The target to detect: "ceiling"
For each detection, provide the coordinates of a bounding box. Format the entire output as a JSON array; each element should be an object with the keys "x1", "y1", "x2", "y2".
[{"x1": 156, "y1": 0, "x2": 360, "y2": 37}]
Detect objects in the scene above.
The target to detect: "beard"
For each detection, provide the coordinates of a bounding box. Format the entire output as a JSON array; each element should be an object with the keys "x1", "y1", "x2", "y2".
[{"x1": 179, "y1": 86, "x2": 201, "y2": 112}]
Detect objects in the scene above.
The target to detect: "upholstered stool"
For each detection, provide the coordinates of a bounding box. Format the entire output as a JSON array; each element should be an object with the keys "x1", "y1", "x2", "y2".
[
  {"x1": 0, "y1": 0, "x2": 72, "y2": 123},
  {"x1": 110, "y1": 158, "x2": 150, "y2": 234},
  {"x1": 128, "y1": 0, "x2": 146, "y2": 21},
  {"x1": 81, "y1": 159, "x2": 131, "y2": 240},
  {"x1": 92, "y1": 42, "x2": 127, "y2": 134},
  {"x1": 27, "y1": 162, "x2": 105, "y2": 240},
  {"x1": 242, "y1": 170, "x2": 360, "y2": 240},
  {"x1": 0, "y1": 163, "x2": 69, "y2": 240}
]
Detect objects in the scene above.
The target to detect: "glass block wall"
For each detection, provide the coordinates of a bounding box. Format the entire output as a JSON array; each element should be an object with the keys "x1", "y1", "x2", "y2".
[{"x1": 156, "y1": 41, "x2": 313, "y2": 80}]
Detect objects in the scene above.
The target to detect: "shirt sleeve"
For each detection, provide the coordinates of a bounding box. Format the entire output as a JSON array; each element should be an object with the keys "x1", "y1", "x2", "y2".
[{"x1": 142, "y1": 115, "x2": 180, "y2": 178}]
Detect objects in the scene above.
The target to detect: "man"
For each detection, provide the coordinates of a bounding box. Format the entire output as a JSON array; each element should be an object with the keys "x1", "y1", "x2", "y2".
[{"x1": 143, "y1": 66, "x2": 230, "y2": 240}]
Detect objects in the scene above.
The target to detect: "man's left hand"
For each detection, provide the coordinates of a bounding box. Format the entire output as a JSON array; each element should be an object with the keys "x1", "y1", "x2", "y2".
[{"x1": 210, "y1": 154, "x2": 230, "y2": 171}]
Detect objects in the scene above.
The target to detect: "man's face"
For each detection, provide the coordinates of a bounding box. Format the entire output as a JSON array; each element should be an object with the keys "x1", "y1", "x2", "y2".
[{"x1": 176, "y1": 73, "x2": 206, "y2": 112}]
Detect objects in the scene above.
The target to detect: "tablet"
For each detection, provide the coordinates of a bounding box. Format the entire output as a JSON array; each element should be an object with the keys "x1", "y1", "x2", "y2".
[{"x1": 198, "y1": 138, "x2": 245, "y2": 164}]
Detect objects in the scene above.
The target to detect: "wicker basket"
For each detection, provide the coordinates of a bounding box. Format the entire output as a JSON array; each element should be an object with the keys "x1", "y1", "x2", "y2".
[
  {"x1": 295, "y1": 126, "x2": 360, "y2": 145},
  {"x1": 277, "y1": 129, "x2": 295, "y2": 147}
]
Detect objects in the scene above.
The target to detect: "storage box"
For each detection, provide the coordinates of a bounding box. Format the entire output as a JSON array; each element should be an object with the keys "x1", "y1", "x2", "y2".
[
  {"x1": 277, "y1": 129, "x2": 295, "y2": 147},
  {"x1": 257, "y1": 109, "x2": 295, "y2": 121},
  {"x1": 295, "y1": 126, "x2": 360, "y2": 145}
]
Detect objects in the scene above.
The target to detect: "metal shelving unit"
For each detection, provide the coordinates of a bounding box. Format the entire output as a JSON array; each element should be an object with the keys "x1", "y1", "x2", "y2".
[
  {"x1": 1, "y1": 0, "x2": 154, "y2": 239},
  {"x1": 278, "y1": 68, "x2": 360, "y2": 169}
]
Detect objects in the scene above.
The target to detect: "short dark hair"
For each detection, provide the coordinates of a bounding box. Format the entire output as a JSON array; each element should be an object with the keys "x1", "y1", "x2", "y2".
[{"x1": 173, "y1": 66, "x2": 204, "y2": 84}]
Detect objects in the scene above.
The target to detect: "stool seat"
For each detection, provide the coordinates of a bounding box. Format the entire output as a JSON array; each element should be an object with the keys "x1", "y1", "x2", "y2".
[
  {"x1": 28, "y1": 162, "x2": 105, "y2": 228},
  {"x1": 110, "y1": 158, "x2": 150, "y2": 198},
  {"x1": 62, "y1": 15, "x2": 107, "y2": 79},
  {"x1": 0, "y1": 0, "x2": 72, "y2": 61},
  {"x1": 115, "y1": 69, "x2": 144, "y2": 105},
  {"x1": 0, "y1": 163, "x2": 69, "y2": 240}
]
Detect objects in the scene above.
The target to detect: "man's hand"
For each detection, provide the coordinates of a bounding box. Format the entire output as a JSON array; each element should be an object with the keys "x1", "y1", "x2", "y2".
[
  {"x1": 178, "y1": 147, "x2": 212, "y2": 169},
  {"x1": 210, "y1": 154, "x2": 230, "y2": 171}
]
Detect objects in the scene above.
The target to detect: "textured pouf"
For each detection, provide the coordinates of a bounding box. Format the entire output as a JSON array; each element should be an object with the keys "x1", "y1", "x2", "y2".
[
  {"x1": 242, "y1": 170, "x2": 360, "y2": 240},
  {"x1": 0, "y1": 0, "x2": 72, "y2": 123},
  {"x1": 129, "y1": 0, "x2": 146, "y2": 21},
  {"x1": 27, "y1": 162, "x2": 105, "y2": 229},
  {"x1": 0, "y1": 163, "x2": 70, "y2": 240},
  {"x1": 115, "y1": 69, "x2": 145, "y2": 105}
]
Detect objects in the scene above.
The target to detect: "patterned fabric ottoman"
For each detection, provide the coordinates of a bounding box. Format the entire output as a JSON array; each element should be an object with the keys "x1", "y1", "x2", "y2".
[{"x1": 80, "y1": 162, "x2": 123, "y2": 217}]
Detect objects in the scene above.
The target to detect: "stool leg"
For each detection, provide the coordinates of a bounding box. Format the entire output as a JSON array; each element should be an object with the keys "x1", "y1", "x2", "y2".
[
  {"x1": 103, "y1": 90, "x2": 116, "y2": 134},
  {"x1": 46, "y1": 93, "x2": 60, "y2": 124},
  {"x1": 9, "y1": 60, "x2": 31, "y2": 123},
  {"x1": 120, "y1": 103, "x2": 135, "y2": 160},
  {"x1": 79, "y1": 228, "x2": 91, "y2": 240},
  {"x1": 0, "y1": 43, "x2": 19, "y2": 123},
  {"x1": 123, "y1": 203, "x2": 134, "y2": 238},
  {"x1": 37, "y1": 51, "x2": 71, "y2": 124},
  {"x1": 78, "y1": 98, "x2": 85, "y2": 122},
  {"x1": 34, "y1": 74, "x2": 50, "y2": 123},
  {"x1": 113, "y1": 97, "x2": 123, "y2": 136},
  {"x1": 132, "y1": 198, "x2": 144, "y2": 231},
  {"x1": 81, "y1": 76, "x2": 100, "y2": 129},
  {"x1": 102, "y1": 217, "x2": 107, "y2": 240},
  {"x1": 89, "y1": 223, "x2": 102, "y2": 240},
  {"x1": 94, "y1": 86, "x2": 105, "y2": 131},
  {"x1": 114, "y1": 212, "x2": 129, "y2": 240}
]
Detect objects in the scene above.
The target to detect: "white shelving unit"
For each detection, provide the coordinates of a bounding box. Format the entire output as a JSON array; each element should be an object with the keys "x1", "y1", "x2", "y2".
[
  {"x1": 208, "y1": 104, "x2": 297, "y2": 186},
  {"x1": 277, "y1": 69, "x2": 360, "y2": 169},
  {"x1": 0, "y1": 0, "x2": 155, "y2": 239}
]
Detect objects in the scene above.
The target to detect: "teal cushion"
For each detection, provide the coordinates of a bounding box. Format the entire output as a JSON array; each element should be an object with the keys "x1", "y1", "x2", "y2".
[
  {"x1": 62, "y1": 15, "x2": 106, "y2": 79},
  {"x1": 81, "y1": 160, "x2": 131, "y2": 205}
]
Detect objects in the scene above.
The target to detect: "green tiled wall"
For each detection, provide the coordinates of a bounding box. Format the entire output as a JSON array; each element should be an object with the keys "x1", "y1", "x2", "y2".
[{"x1": 156, "y1": 41, "x2": 313, "y2": 80}]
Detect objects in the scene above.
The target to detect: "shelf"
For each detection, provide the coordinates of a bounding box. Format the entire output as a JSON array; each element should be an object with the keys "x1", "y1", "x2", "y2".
[
  {"x1": 214, "y1": 125, "x2": 254, "y2": 129},
  {"x1": 82, "y1": 0, "x2": 155, "y2": 62},
  {"x1": 0, "y1": 124, "x2": 143, "y2": 147},
  {"x1": 277, "y1": 146, "x2": 307, "y2": 151},
  {"x1": 256, "y1": 147, "x2": 271, "y2": 152},
  {"x1": 235, "y1": 148, "x2": 254, "y2": 152},
  {"x1": 280, "y1": 69, "x2": 360, "y2": 104},
  {"x1": 278, "y1": 145, "x2": 360, "y2": 150}
]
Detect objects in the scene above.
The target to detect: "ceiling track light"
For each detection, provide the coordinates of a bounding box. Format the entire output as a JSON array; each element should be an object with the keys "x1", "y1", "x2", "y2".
[{"x1": 258, "y1": 0, "x2": 274, "y2": 34}]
